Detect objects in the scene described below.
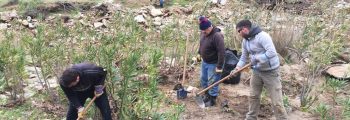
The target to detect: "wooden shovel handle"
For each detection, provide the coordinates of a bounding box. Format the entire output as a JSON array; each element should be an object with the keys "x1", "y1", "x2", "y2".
[
  {"x1": 196, "y1": 63, "x2": 251, "y2": 95},
  {"x1": 78, "y1": 85, "x2": 105, "y2": 120},
  {"x1": 182, "y1": 35, "x2": 189, "y2": 85},
  {"x1": 77, "y1": 95, "x2": 97, "y2": 120},
  {"x1": 82, "y1": 96, "x2": 97, "y2": 114}
]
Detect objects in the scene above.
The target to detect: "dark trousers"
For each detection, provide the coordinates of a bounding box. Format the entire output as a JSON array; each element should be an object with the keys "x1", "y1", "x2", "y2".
[{"x1": 66, "y1": 89, "x2": 112, "y2": 120}]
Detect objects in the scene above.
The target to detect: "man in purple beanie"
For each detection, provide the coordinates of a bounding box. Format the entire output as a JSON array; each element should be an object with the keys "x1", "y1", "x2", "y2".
[{"x1": 197, "y1": 16, "x2": 225, "y2": 107}]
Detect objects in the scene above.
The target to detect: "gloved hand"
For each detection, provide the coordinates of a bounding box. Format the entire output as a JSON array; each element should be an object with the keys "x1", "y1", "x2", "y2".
[
  {"x1": 191, "y1": 55, "x2": 202, "y2": 64},
  {"x1": 196, "y1": 54, "x2": 202, "y2": 62},
  {"x1": 94, "y1": 85, "x2": 104, "y2": 98},
  {"x1": 77, "y1": 106, "x2": 85, "y2": 119},
  {"x1": 215, "y1": 67, "x2": 223, "y2": 73}
]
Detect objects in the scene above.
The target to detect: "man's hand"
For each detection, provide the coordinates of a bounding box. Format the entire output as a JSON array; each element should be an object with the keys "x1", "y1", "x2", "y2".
[
  {"x1": 94, "y1": 85, "x2": 104, "y2": 98},
  {"x1": 230, "y1": 67, "x2": 240, "y2": 76},
  {"x1": 215, "y1": 67, "x2": 223, "y2": 73},
  {"x1": 77, "y1": 106, "x2": 85, "y2": 119},
  {"x1": 191, "y1": 55, "x2": 202, "y2": 64},
  {"x1": 196, "y1": 54, "x2": 201, "y2": 62}
]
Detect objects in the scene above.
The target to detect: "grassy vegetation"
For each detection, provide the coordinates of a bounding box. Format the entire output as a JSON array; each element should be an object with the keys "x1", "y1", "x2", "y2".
[
  {"x1": 0, "y1": 0, "x2": 349, "y2": 119},
  {"x1": 0, "y1": 103, "x2": 55, "y2": 119}
]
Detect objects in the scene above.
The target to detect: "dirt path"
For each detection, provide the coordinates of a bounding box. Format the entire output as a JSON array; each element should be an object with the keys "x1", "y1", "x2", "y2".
[{"x1": 159, "y1": 64, "x2": 318, "y2": 120}]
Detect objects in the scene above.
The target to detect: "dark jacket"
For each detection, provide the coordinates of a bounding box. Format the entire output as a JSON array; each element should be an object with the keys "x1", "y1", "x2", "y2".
[
  {"x1": 60, "y1": 63, "x2": 107, "y2": 108},
  {"x1": 198, "y1": 27, "x2": 225, "y2": 69}
]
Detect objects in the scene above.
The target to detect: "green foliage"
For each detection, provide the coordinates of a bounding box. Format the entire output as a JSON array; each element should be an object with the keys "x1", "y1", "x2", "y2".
[
  {"x1": 325, "y1": 77, "x2": 347, "y2": 109},
  {"x1": 18, "y1": 0, "x2": 43, "y2": 15},
  {"x1": 283, "y1": 95, "x2": 290, "y2": 109},
  {"x1": 118, "y1": 50, "x2": 142, "y2": 119},
  {"x1": 300, "y1": 84, "x2": 318, "y2": 112},
  {"x1": 0, "y1": 30, "x2": 26, "y2": 101},
  {"x1": 0, "y1": 102, "x2": 56, "y2": 119},
  {"x1": 314, "y1": 103, "x2": 333, "y2": 120},
  {"x1": 342, "y1": 98, "x2": 350, "y2": 120}
]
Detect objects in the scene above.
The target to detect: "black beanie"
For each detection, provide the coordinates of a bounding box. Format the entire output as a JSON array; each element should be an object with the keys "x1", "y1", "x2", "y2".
[{"x1": 199, "y1": 16, "x2": 212, "y2": 30}]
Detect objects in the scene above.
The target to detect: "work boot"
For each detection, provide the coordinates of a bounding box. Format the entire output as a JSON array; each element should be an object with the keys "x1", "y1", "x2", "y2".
[{"x1": 205, "y1": 95, "x2": 217, "y2": 107}]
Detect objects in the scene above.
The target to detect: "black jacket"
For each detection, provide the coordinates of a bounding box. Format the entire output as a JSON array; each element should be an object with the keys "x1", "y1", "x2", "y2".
[
  {"x1": 198, "y1": 27, "x2": 225, "y2": 69},
  {"x1": 60, "y1": 63, "x2": 107, "y2": 108}
]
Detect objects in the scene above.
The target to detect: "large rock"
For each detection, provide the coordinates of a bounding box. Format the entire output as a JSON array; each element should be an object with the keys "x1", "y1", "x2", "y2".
[
  {"x1": 134, "y1": 15, "x2": 146, "y2": 23},
  {"x1": 153, "y1": 17, "x2": 162, "y2": 26},
  {"x1": 325, "y1": 64, "x2": 350, "y2": 79},
  {"x1": 0, "y1": 23, "x2": 8, "y2": 30},
  {"x1": 28, "y1": 23, "x2": 36, "y2": 29},
  {"x1": 150, "y1": 9, "x2": 163, "y2": 17},
  {"x1": 335, "y1": 1, "x2": 350, "y2": 8},
  {"x1": 21, "y1": 20, "x2": 29, "y2": 26},
  {"x1": 0, "y1": 10, "x2": 18, "y2": 22},
  {"x1": 94, "y1": 22, "x2": 104, "y2": 28}
]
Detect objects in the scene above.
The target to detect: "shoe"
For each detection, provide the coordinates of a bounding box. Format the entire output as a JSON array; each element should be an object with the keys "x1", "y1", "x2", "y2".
[{"x1": 205, "y1": 95, "x2": 217, "y2": 107}]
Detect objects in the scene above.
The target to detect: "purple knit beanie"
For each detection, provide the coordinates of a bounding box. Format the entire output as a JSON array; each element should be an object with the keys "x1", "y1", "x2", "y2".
[{"x1": 199, "y1": 16, "x2": 212, "y2": 30}]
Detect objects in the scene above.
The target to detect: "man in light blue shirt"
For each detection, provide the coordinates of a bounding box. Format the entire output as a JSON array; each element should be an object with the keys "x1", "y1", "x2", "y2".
[{"x1": 233, "y1": 20, "x2": 287, "y2": 120}]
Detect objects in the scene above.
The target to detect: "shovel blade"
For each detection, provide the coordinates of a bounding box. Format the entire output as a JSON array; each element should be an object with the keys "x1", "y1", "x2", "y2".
[{"x1": 195, "y1": 95, "x2": 205, "y2": 108}]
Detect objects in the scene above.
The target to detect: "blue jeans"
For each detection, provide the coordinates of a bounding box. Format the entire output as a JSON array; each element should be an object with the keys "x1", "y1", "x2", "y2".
[{"x1": 200, "y1": 61, "x2": 221, "y2": 96}]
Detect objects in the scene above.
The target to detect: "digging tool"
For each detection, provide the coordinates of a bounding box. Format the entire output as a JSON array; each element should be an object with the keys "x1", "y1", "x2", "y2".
[
  {"x1": 77, "y1": 96, "x2": 97, "y2": 120},
  {"x1": 195, "y1": 63, "x2": 252, "y2": 108},
  {"x1": 77, "y1": 86, "x2": 105, "y2": 120},
  {"x1": 174, "y1": 34, "x2": 190, "y2": 99}
]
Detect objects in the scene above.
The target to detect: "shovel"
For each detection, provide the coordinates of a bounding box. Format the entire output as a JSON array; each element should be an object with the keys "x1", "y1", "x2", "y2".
[
  {"x1": 174, "y1": 35, "x2": 190, "y2": 99},
  {"x1": 77, "y1": 95, "x2": 97, "y2": 120},
  {"x1": 195, "y1": 63, "x2": 252, "y2": 108},
  {"x1": 77, "y1": 85, "x2": 105, "y2": 120}
]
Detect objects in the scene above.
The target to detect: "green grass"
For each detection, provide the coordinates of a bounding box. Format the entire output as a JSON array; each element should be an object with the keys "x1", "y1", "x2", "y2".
[{"x1": 0, "y1": 102, "x2": 57, "y2": 120}]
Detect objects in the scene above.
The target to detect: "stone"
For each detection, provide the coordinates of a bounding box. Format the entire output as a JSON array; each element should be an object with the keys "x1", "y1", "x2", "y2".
[
  {"x1": 22, "y1": 20, "x2": 29, "y2": 26},
  {"x1": 0, "y1": 23, "x2": 8, "y2": 30},
  {"x1": 153, "y1": 21, "x2": 162, "y2": 26},
  {"x1": 212, "y1": 0, "x2": 227, "y2": 5},
  {"x1": 65, "y1": 19, "x2": 75, "y2": 26},
  {"x1": 94, "y1": 22, "x2": 104, "y2": 28},
  {"x1": 102, "y1": 19, "x2": 108, "y2": 27},
  {"x1": 9, "y1": 10, "x2": 18, "y2": 18},
  {"x1": 150, "y1": 9, "x2": 163, "y2": 17},
  {"x1": 134, "y1": 15, "x2": 146, "y2": 23},
  {"x1": 220, "y1": 0, "x2": 227, "y2": 5},
  {"x1": 153, "y1": 17, "x2": 162, "y2": 26},
  {"x1": 28, "y1": 23, "x2": 35, "y2": 29},
  {"x1": 138, "y1": 9, "x2": 148, "y2": 14},
  {"x1": 0, "y1": 10, "x2": 18, "y2": 22},
  {"x1": 325, "y1": 64, "x2": 350, "y2": 79},
  {"x1": 26, "y1": 16, "x2": 32, "y2": 22}
]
